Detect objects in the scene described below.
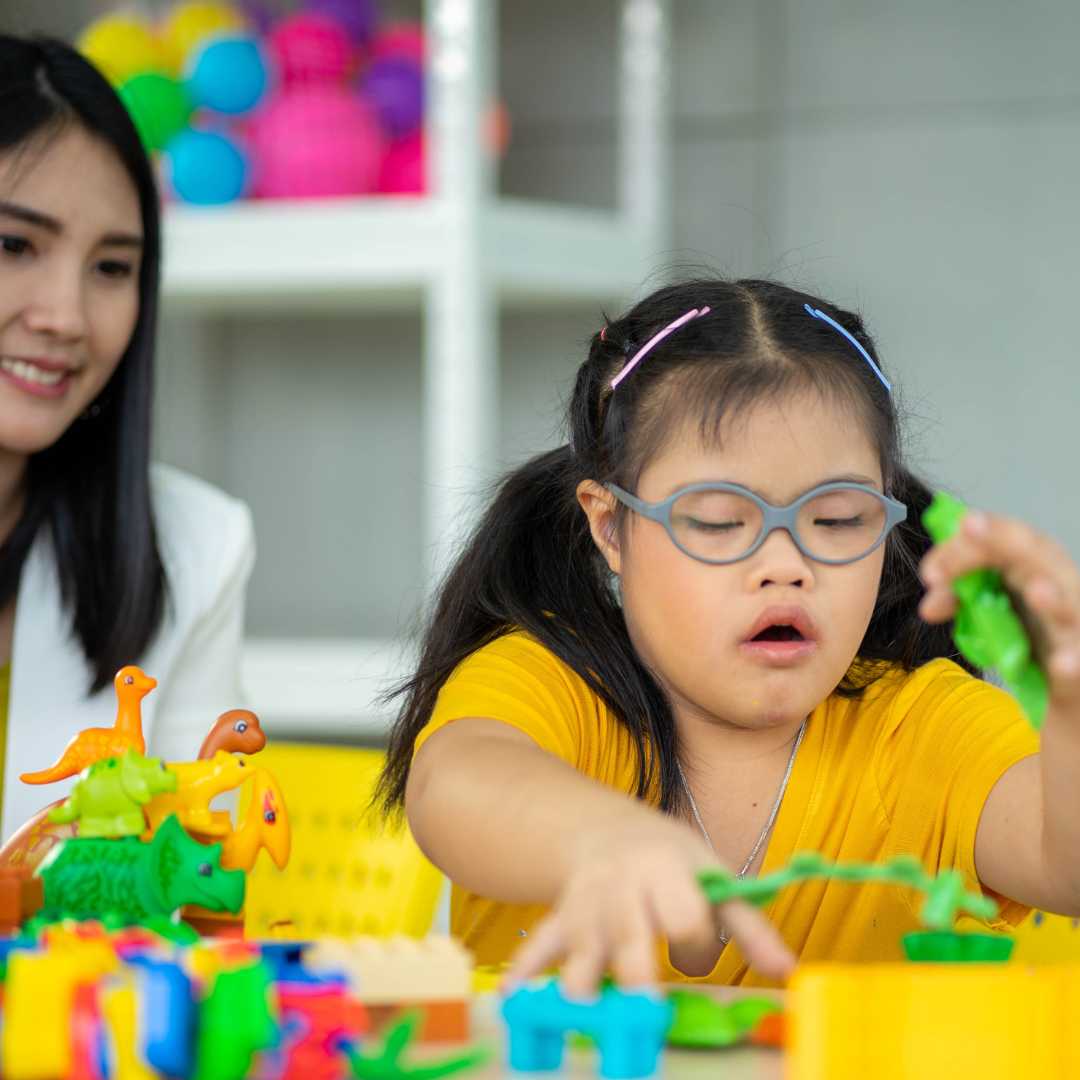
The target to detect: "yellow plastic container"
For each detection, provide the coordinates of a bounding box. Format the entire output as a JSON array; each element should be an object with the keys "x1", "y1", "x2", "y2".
[
  {"x1": 788, "y1": 963, "x2": 1080, "y2": 1079},
  {"x1": 1012, "y1": 909, "x2": 1080, "y2": 963},
  {"x1": 242, "y1": 744, "x2": 444, "y2": 939}
]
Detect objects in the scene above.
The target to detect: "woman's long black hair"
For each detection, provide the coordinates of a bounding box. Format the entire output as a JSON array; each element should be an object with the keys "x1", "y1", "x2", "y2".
[
  {"x1": 0, "y1": 35, "x2": 166, "y2": 692},
  {"x1": 378, "y1": 278, "x2": 970, "y2": 815}
]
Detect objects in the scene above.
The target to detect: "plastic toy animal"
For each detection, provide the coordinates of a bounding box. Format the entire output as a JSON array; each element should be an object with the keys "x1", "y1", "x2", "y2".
[
  {"x1": 48, "y1": 750, "x2": 178, "y2": 838},
  {"x1": 21, "y1": 666, "x2": 156, "y2": 785},
  {"x1": 143, "y1": 751, "x2": 251, "y2": 838},
  {"x1": 219, "y1": 767, "x2": 291, "y2": 871},
  {"x1": 37, "y1": 814, "x2": 245, "y2": 923},
  {"x1": 198, "y1": 709, "x2": 266, "y2": 759}
]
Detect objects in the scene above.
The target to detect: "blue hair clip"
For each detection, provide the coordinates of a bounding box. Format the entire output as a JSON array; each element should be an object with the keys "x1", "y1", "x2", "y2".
[{"x1": 804, "y1": 303, "x2": 891, "y2": 393}]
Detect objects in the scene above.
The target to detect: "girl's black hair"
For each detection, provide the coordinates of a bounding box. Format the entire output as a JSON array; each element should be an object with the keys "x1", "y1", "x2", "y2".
[
  {"x1": 0, "y1": 35, "x2": 166, "y2": 692},
  {"x1": 378, "y1": 278, "x2": 969, "y2": 814}
]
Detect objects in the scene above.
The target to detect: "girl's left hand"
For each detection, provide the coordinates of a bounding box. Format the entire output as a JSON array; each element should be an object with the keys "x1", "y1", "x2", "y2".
[{"x1": 919, "y1": 510, "x2": 1080, "y2": 707}]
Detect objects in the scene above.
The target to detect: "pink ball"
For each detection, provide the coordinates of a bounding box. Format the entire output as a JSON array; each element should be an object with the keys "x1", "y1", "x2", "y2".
[
  {"x1": 267, "y1": 12, "x2": 354, "y2": 86},
  {"x1": 250, "y1": 87, "x2": 385, "y2": 198},
  {"x1": 378, "y1": 131, "x2": 425, "y2": 195},
  {"x1": 370, "y1": 22, "x2": 425, "y2": 66}
]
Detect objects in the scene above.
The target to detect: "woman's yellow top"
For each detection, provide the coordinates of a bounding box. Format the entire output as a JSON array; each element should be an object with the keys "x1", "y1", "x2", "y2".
[{"x1": 414, "y1": 631, "x2": 1040, "y2": 986}]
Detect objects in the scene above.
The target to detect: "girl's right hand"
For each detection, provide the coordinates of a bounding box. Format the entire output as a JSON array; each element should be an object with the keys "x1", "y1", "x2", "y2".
[{"x1": 503, "y1": 816, "x2": 796, "y2": 996}]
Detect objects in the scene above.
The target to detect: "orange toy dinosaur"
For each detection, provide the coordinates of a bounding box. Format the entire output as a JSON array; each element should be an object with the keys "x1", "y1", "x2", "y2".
[
  {"x1": 220, "y1": 768, "x2": 291, "y2": 871},
  {"x1": 20, "y1": 666, "x2": 156, "y2": 785}
]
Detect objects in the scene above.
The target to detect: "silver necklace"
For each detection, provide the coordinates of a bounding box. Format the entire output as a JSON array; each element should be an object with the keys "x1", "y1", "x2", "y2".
[{"x1": 678, "y1": 718, "x2": 807, "y2": 946}]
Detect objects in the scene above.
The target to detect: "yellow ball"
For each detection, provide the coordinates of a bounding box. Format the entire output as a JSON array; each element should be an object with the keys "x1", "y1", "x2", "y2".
[
  {"x1": 159, "y1": 2, "x2": 247, "y2": 75},
  {"x1": 78, "y1": 14, "x2": 164, "y2": 85}
]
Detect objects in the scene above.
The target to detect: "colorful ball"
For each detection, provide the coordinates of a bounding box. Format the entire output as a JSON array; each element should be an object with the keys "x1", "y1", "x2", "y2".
[
  {"x1": 77, "y1": 14, "x2": 165, "y2": 86},
  {"x1": 267, "y1": 12, "x2": 354, "y2": 87},
  {"x1": 249, "y1": 86, "x2": 384, "y2": 198},
  {"x1": 370, "y1": 22, "x2": 425, "y2": 66},
  {"x1": 117, "y1": 72, "x2": 194, "y2": 153},
  {"x1": 160, "y1": 1, "x2": 247, "y2": 75},
  {"x1": 167, "y1": 128, "x2": 249, "y2": 204},
  {"x1": 360, "y1": 56, "x2": 424, "y2": 139},
  {"x1": 305, "y1": 0, "x2": 379, "y2": 48},
  {"x1": 187, "y1": 34, "x2": 269, "y2": 114},
  {"x1": 378, "y1": 132, "x2": 424, "y2": 195}
]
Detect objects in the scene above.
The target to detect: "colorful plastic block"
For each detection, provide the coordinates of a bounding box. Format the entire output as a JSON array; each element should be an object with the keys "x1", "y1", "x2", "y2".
[
  {"x1": 788, "y1": 963, "x2": 1080, "y2": 1079},
  {"x1": 101, "y1": 978, "x2": 157, "y2": 1080},
  {"x1": 268, "y1": 977, "x2": 369, "y2": 1080},
  {"x1": 125, "y1": 956, "x2": 196, "y2": 1077},
  {"x1": 501, "y1": 981, "x2": 673, "y2": 1080},
  {"x1": 194, "y1": 960, "x2": 278, "y2": 1080}
]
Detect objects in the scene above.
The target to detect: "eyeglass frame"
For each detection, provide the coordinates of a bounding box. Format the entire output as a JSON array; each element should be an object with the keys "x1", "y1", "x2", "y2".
[{"x1": 604, "y1": 480, "x2": 908, "y2": 566}]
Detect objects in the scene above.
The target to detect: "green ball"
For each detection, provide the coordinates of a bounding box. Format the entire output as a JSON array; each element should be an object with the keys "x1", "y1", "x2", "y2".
[{"x1": 117, "y1": 72, "x2": 193, "y2": 153}]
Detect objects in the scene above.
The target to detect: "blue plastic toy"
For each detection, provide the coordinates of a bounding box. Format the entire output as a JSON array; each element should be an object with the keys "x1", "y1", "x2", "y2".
[
  {"x1": 126, "y1": 955, "x2": 197, "y2": 1077},
  {"x1": 501, "y1": 981, "x2": 673, "y2": 1080}
]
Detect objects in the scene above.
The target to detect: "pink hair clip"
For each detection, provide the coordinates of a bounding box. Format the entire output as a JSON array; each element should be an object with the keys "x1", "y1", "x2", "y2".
[{"x1": 609, "y1": 305, "x2": 711, "y2": 390}]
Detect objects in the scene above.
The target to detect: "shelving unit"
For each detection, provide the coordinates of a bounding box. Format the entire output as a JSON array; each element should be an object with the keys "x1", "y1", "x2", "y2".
[{"x1": 160, "y1": 0, "x2": 672, "y2": 737}]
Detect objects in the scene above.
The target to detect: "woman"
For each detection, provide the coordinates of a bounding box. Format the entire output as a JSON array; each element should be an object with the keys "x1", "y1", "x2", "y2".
[{"x1": 0, "y1": 35, "x2": 254, "y2": 840}]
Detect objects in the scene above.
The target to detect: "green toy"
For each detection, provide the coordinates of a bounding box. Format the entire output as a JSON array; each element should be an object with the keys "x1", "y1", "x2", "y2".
[
  {"x1": 345, "y1": 1013, "x2": 491, "y2": 1080},
  {"x1": 923, "y1": 491, "x2": 1049, "y2": 729},
  {"x1": 36, "y1": 813, "x2": 245, "y2": 924},
  {"x1": 194, "y1": 960, "x2": 278, "y2": 1080},
  {"x1": 698, "y1": 852, "x2": 998, "y2": 931},
  {"x1": 47, "y1": 749, "x2": 178, "y2": 838},
  {"x1": 666, "y1": 991, "x2": 780, "y2": 1049}
]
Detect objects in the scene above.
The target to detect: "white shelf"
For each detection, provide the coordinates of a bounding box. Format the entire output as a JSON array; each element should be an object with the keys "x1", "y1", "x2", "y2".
[
  {"x1": 241, "y1": 636, "x2": 414, "y2": 739},
  {"x1": 162, "y1": 197, "x2": 650, "y2": 309}
]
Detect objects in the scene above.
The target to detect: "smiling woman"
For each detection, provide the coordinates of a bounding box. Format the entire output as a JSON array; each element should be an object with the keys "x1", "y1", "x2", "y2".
[{"x1": 0, "y1": 36, "x2": 255, "y2": 840}]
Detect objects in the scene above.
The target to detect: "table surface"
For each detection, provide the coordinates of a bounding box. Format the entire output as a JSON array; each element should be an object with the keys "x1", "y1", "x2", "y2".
[{"x1": 462, "y1": 987, "x2": 784, "y2": 1079}]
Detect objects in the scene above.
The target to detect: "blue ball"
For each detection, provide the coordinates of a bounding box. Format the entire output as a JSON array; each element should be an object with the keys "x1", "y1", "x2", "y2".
[
  {"x1": 186, "y1": 34, "x2": 269, "y2": 115},
  {"x1": 167, "y1": 129, "x2": 248, "y2": 205}
]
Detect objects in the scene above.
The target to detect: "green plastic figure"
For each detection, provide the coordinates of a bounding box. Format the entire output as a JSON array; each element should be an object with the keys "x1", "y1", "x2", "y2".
[
  {"x1": 697, "y1": 852, "x2": 998, "y2": 931},
  {"x1": 666, "y1": 991, "x2": 780, "y2": 1049},
  {"x1": 923, "y1": 491, "x2": 1049, "y2": 729},
  {"x1": 36, "y1": 813, "x2": 245, "y2": 924},
  {"x1": 345, "y1": 1013, "x2": 491, "y2": 1080},
  {"x1": 47, "y1": 749, "x2": 178, "y2": 838},
  {"x1": 194, "y1": 960, "x2": 278, "y2": 1080}
]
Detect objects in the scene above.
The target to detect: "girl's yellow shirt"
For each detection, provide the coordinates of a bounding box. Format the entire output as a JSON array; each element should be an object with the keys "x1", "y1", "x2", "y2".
[{"x1": 414, "y1": 631, "x2": 1039, "y2": 986}]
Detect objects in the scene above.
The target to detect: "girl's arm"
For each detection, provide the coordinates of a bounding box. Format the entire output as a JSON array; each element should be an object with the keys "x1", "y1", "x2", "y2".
[
  {"x1": 408, "y1": 717, "x2": 795, "y2": 993},
  {"x1": 921, "y1": 511, "x2": 1080, "y2": 913}
]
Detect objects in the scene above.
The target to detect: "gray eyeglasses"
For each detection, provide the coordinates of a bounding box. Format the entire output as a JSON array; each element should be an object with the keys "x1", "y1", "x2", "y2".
[{"x1": 605, "y1": 481, "x2": 907, "y2": 566}]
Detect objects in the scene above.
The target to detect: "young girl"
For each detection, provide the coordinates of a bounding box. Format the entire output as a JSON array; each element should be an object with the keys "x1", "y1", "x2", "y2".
[
  {"x1": 378, "y1": 278, "x2": 1080, "y2": 992},
  {"x1": 0, "y1": 35, "x2": 254, "y2": 840}
]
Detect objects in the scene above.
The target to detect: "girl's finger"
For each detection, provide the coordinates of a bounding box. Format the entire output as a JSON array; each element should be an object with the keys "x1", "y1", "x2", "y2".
[
  {"x1": 720, "y1": 900, "x2": 796, "y2": 981},
  {"x1": 608, "y1": 895, "x2": 659, "y2": 990},
  {"x1": 1048, "y1": 642, "x2": 1080, "y2": 708},
  {"x1": 559, "y1": 937, "x2": 608, "y2": 999},
  {"x1": 504, "y1": 914, "x2": 565, "y2": 992}
]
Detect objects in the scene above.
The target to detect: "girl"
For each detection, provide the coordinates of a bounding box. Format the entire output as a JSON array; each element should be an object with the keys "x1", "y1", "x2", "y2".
[
  {"x1": 379, "y1": 278, "x2": 1080, "y2": 991},
  {"x1": 0, "y1": 35, "x2": 254, "y2": 839}
]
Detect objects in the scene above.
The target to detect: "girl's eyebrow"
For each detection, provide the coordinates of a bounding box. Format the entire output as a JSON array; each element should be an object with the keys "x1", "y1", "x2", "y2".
[{"x1": 0, "y1": 198, "x2": 142, "y2": 248}]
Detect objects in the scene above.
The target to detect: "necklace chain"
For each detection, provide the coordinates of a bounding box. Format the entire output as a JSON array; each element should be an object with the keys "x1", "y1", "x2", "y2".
[{"x1": 677, "y1": 718, "x2": 807, "y2": 945}]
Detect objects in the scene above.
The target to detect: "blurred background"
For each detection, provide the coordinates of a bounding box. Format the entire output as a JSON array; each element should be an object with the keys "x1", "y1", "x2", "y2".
[{"x1": 2, "y1": 0, "x2": 1077, "y2": 743}]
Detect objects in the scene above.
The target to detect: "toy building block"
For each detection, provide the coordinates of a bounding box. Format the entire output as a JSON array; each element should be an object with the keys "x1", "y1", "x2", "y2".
[
  {"x1": 306, "y1": 936, "x2": 473, "y2": 1042},
  {"x1": 666, "y1": 990, "x2": 780, "y2": 1048},
  {"x1": 0, "y1": 865, "x2": 43, "y2": 932},
  {"x1": 101, "y1": 978, "x2": 158, "y2": 1080},
  {"x1": 923, "y1": 491, "x2": 1049, "y2": 728},
  {"x1": 501, "y1": 980, "x2": 673, "y2": 1080},
  {"x1": 788, "y1": 963, "x2": 1080, "y2": 1079},
  {"x1": 194, "y1": 960, "x2": 278, "y2": 1080}
]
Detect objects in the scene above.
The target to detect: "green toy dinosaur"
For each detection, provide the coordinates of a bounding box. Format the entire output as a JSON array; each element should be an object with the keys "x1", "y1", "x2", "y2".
[
  {"x1": 36, "y1": 814, "x2": 245, "y2": 923},
  {"x1": 48, "y1": 749, "x2": 178, "y2": 838}
]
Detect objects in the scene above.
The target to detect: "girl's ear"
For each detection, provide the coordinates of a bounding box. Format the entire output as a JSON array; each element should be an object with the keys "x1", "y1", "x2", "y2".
[{"x1": 576, "y1": 479, "x2": 621, "y2": 575}]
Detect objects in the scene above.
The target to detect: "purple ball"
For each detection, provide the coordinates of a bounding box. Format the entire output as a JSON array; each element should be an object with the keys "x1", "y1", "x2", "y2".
[
  {"x1": 305, "y1": 0, "x2": 379, "y2": 47},
  {"x1": 360, "y1": 55, "x2": 423, "y2": 138}
]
